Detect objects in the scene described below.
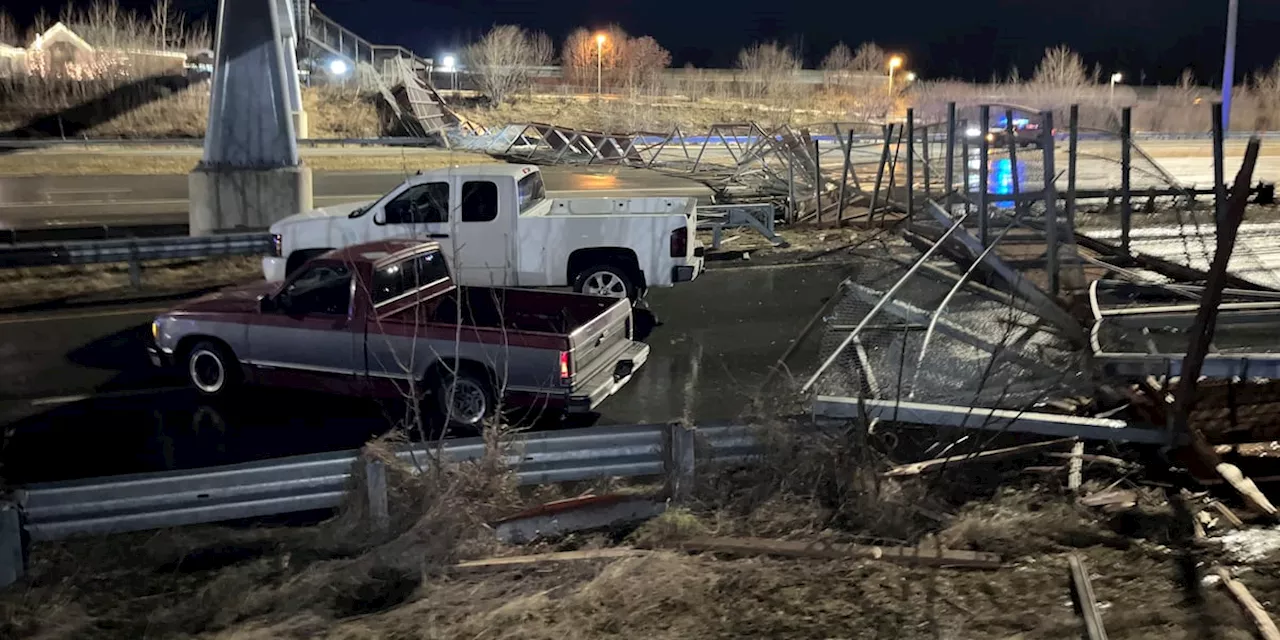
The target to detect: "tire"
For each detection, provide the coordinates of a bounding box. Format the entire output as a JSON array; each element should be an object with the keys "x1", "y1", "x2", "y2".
[
  {"x1": 573, "y1": 264, "x2": 636, "y2": 300},
  {"x1": 433, "y1": 368, "x2": 495, "y2": 432},
  {"x1": 184, "y1": 340, "x2": 240, "y2": 396}
]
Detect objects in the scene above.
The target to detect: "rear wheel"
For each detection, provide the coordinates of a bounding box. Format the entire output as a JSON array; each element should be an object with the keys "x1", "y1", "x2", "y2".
[
  {"x1": 184, "y1": 340, "x2": 240, "y2": 396},
  {"x1": 573, "y1": 264, "x2": 636, "y2": 300},
  {"x1": 433, "y1": 369, "x2": 495, "y2": 433}
]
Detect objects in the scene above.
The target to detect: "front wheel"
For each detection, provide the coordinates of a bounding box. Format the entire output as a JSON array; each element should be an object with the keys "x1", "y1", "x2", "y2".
[
  {"x1": 185, "y1": 341, "x2": 240, "y2": 396},
  {"x1": 573, "y1": 265, "x2": 636, "y2": 301}
]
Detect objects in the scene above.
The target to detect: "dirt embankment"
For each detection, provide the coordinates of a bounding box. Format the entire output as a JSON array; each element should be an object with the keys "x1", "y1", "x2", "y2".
[{"x1": 2, "y1": 425, "x2": 1275, "y2": 640}]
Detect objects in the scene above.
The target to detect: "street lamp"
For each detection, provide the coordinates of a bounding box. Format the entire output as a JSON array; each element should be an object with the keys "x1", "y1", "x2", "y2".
[
  {"x1": 328, "y1": 59, "x2": 348, "y2": 76},
  {"x1": 1109, "y1": 71, "x2": 1123, "y2": 104},
  {"x1": 595, "y1": 33, "x2": 606, "y2": 96},
  {"x1": 887, "y1": 55, "x2": 903, "y2": 93},
  {"x1": 905, "y1": 71, "x2": 917, "y2": 82},
  {"x1": 441, "y1": 54, "x2": 457, "y2": 93}
]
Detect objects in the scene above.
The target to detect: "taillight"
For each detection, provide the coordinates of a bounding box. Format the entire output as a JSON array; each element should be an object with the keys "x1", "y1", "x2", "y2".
[
  {"x1": 559, "y1": 350, "x2": 572, "y2": 381},
  {"x1": 270, "y1": 234, "x2": 283, "y2": 257},
  {"x1": 669, "y1": 227, "x2": 687, "y2": 258}
]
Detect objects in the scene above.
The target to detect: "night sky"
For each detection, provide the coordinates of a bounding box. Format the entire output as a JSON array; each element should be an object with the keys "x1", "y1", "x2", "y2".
[{"x1": 14, "y1": 0, "x2": 1280, "y2": 84}]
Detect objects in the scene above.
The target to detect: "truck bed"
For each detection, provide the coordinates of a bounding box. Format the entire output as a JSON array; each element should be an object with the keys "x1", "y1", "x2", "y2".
[{"x1": 429, "y1": 286, "x2": 624, "y2": 336}]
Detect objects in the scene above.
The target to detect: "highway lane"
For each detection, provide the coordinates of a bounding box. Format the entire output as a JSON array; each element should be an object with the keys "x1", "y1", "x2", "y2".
[
  {"x1": 0, "y1": 165, "x2": 714, "y2": 231},
  {"x1": 2, "y1": 139, "x2": 1278, "y2": 235},
  {"x1": 0, "y1": 262, "x2": 846, "y2": 483}
]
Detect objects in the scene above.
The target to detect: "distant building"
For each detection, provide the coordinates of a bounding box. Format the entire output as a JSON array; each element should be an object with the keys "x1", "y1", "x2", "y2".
[{"x1": 0, "y1": 22, "x2": 188, "y2": 80}]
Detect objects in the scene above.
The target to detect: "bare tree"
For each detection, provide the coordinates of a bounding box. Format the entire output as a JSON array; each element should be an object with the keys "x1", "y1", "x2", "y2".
[
  {"x1": 851, "y1": 41, "x2": 886, "y2": 73},
  {"x1": 1032, "y1": 45, "x2": 1090, "y2": 88},
  {"x1": 464, "y1": 25, "x2": 553, "y2": 104},
  {"x1": 620, "y1": 35, "x2": 671, "y2": 94},
  {"x1": 0, "y1": 10, "x2": 18, "y2": 45},
  {"x1": 821, "y1": 42, "x2": 853, "y2": 85},
  {"x1": 562, "y1": 24, "x2": 631, "y2": 90},
  {"x1": 736, "y1": 41, "x2": 801, "y2": 100},
  {"x1": 150, "y1": 0, "x2": 177, "y2": 49}
]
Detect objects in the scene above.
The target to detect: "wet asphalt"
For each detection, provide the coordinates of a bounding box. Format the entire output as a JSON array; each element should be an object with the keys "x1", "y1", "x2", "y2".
[{"x1": 0, "y1": 262, "x2": 849, "y2": 483}]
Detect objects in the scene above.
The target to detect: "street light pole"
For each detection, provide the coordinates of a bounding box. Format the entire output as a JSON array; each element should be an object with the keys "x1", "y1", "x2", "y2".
[
  {"x1": 887, "y1": 55, "x2": 903, "y2": 94},
  {"x1": 1222, "y1": 0, "x2": 1239, "y2": 131},
  {"x1": 596, "y1": 34, "x2": 605, "y2": 96},
  {"x1": 1109, "y1": 72, "x2": 1122, "y2": 105}
]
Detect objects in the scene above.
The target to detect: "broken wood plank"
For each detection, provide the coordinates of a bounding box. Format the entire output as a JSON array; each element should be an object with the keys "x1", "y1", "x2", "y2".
[
  {"x1": 1210, "y1": 500, "x2": 1246, "y2": 529},
  {"x1": 453, "y1": 548, "x2": 649, "y2": 571},
  {"x1": 1069, "y1": 553, "x2": 1109, "y2": 640},
  {"x1": 1216, "y1": 567, "x2": 1280, "y2": 640},
  {"x1": 1216, "y1": 462, "x2": 1278, "y2": 518},
  {"x1": 672, "y1": 535, "x2": 1002, "y2": 569},
  {"x1": 1046, "y1": 452, "x2": 1136, "y2": 469},
  {"x1": 884, "y1": 438, "x2": 1077, "y2": 477},
  {"x1": 1069, "y1": 442, "x2": 1085, "y2": 491},
  {"x1": 1079, "y1": 489, "x2": 1138, "y2": 509}
]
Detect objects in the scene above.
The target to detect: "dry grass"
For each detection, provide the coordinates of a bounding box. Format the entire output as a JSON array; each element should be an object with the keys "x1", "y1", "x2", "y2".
[
  {"x1": 0, "y1": 146, "x2": 496, "y2": 176},
  {"x1": 0, "y1": 84, "x2": 382, "y2": 140},
  {"x1": 455, "y1": 91, "x2": 897, "y2": 133},
  {"x1": 0, "y1": 255, "x2": 261, "y2": 310}
]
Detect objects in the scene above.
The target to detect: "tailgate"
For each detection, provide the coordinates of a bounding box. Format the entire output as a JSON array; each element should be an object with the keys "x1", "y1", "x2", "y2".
[{"x1": 567, "y1": 297, "x2": 633, "y2": 382}]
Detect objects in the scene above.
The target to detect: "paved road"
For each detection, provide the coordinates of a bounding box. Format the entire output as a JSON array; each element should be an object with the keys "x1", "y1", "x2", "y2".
[
  {"x1": 0, "y1": 262, "x2": 846, "y2": 483},
  {"x1": 0, "y1": 165, "x2": 713, "y2": 232}
]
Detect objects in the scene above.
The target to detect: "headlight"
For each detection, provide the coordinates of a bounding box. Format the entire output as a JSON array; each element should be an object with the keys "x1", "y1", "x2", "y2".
[
  {"x1": 270, "y1": 233, "x2": 283, "y2": 257},
  {"x1": 964, "y1": 127, "x2": 981, "y2": 138},
  {"x1": 985, "y1": 133, "x2": 995, "y2": 142}
]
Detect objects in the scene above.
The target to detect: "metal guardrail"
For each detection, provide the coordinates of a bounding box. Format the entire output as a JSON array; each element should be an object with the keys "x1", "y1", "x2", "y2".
[
  {"x1": 17, "y1": 422, "x2": 756, "y2": 541},
  {"x1": 0, "y1": 232, "x2": 271, "y2": 268}
]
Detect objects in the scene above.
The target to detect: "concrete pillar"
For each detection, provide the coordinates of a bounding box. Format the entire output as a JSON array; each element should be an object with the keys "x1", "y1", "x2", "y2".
[{"x1": 191, "y1": 0, "x2": 312, "y2": 235}]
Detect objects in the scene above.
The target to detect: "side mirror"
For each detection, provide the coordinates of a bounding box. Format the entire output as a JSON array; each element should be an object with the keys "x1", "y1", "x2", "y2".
[{"x1": 373, "y1": 208, "x2": 387, "y2": 225}]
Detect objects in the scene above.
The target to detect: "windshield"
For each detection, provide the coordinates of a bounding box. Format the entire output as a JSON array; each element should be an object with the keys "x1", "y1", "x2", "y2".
[{"x1": 517, "y1": 172, "x2": 547, "y2": 214}]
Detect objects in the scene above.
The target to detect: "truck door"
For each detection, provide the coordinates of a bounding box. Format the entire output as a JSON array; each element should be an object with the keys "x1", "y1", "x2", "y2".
[
  {"x1": 369, "y1": 180, "x2": 451, "y2": 247},
  {"x1": 421, "y1": 179, "x2": 511, "y2": 287}
]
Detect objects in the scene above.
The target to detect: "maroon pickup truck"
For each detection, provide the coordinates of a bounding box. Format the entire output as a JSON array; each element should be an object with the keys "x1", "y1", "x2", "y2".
[{"x1": 147, "y1": 240, "x2": 650, "y2": 428}]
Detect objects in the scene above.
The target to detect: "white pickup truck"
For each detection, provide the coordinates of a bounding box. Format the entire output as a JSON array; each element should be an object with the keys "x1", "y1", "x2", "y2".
[{"x1": 263, "y1": 164, "x2": 705, "y2": 300}]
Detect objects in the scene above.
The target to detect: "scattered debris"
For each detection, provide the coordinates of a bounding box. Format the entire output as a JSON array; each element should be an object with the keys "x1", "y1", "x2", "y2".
[
  {"x1": 1068, "y1": 553, "x2": 1109, "y2": 640},
  {"x1": 1078, "y1": 489, "x2": 1139, "y2": 511},
  {"x1": 490, "y1": 494, "x2": 666, "y2": 545},
  {"x1": 668, "y1": 535, "x2": 1003, "y2": 569},
  {"x1": 883, "y1": 437, "x2": 1077, "y2": 478},
  {"x1": 1218, "y1": 526, "x2": 1280, "y2": 564},
  {"x1": 1215, "y1": 566, "x2": 1280, "y2": 640}
]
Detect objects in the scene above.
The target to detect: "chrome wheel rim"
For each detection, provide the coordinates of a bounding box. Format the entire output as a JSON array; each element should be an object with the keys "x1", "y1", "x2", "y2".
[
  {"x1": 446, "y1": 378, "x2": 487, "y2": 425},
  {"x1": 584, "y1": 271, "x2": 627, "y2": 298},
  {"x1": 189, "y1": 349, "x2": 225, "y2": 393}
]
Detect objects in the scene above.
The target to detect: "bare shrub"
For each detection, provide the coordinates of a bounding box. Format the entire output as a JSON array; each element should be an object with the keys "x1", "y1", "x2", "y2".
[
  {"x1": 1251, "y1": 59, "x2": 1280, "y2": 130},
  {"x1": 736, "y1": 41, "x2": 801, "y2": 102},
  {"x1": 1032, "y1": 45, "x2": 1093, "y2": 88},
  {"x1": 0, "y1": 10, "x2": 18, "y2": 45},
  {"x1": 464, "y1": 25, "x2": 553, "y2": 104},
  {"x1": 851, "y1": 41, "x2": 887, "y2": 73},
  {"x1": 820, "y1": 41, "x2": 853, "y2": 86}
]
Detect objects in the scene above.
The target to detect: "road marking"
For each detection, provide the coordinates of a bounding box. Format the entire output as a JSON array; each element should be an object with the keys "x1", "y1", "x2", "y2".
[
  {"x1": 26, "y1": 386, "x2": 187, "y2": 407},
  {"x1": 0, "y1": 306, "x2": 167, "y2": 326}
]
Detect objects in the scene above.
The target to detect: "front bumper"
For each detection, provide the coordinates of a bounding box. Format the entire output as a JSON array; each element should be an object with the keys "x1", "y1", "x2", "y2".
[
  {"x1": 262, "y1": 256, "x2": 287, "y2": 282},
  {"x1": 567, "y1": 341, "x2": 651, "y2": 413},
  {"x1": 146, "y1": 343, "x2": 173, "y2": 368}
]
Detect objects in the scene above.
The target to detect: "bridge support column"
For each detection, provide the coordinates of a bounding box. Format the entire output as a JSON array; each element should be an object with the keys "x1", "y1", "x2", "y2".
[{"x1": 189, "y1": 0, "x2": 312, "y2": 236}]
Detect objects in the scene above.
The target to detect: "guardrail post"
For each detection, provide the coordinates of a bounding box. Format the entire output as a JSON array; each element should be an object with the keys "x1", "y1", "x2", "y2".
[
  {"x1": 0, "y1": 501, "x2": 24, "y2": 588},
  {"x1": 127, "y1": 242, "x2": 142, "y2": 289},
  {"x1": 664, "y1": 422, "x2": 696, "y2": 504},
  {"x1": 1121, "y1": 106, "x2": 1133, "y2": 253},
  {"x1": 366, "y1": 460, "x2": 389, "y2": 534},
  {"x1": 906, "y1": 108, "x2": 915, "y2": 220}
]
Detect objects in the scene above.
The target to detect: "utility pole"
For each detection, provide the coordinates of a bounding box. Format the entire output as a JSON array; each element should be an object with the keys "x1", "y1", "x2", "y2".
[{"x1": 1222, "y1": 0, "x2": 1239, "y2": 131}]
